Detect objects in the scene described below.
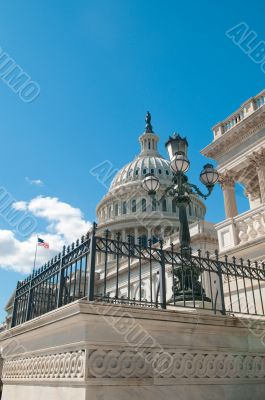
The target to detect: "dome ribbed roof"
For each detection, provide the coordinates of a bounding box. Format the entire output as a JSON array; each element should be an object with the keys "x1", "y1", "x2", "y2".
[{"x1": 110, "y1": 154, "x2": 174, "y2": 190}]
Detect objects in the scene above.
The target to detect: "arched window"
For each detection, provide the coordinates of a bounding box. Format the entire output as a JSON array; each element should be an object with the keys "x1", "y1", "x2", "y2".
[
  {"x1": 195, "y1": 207, "x2": 197, "y2": 217},
  {"x1": 162, "y1": 198, "x2": 167, "y2": 212},
  {"x1": 142, "y1": 198, "x2": 146, "y2": 212},
  {"x1": 108, "y1": 206, "x2": 112, "y2": 219},
  {"x1": 148, "y1": 140, "x2": 151, "y2": 150},
  {"x1": 123, "y1": 201, "x2": 127, "y2": 215},
  {"x1": 132, "y1": 199, "x2": 136, "y2": 213},
  {"x1": 152, "y1": 198, "x2": 156, "y2": 211},
  {"x1": 115, "y1": 204, "x2": 119, "y2": 216},
  {"x1": 172, "y1": 199, "x2": 177, "y2": 213}
]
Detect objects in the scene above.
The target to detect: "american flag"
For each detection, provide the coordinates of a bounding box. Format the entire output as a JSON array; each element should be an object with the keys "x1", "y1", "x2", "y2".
[{"x1": 38, "y1": 237, "x2": 49, "y2": 249}]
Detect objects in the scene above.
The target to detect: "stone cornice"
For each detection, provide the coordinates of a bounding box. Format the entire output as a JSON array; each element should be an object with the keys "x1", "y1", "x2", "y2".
[
  {"x1": 201, "y1": 107, "x2": 265, "y2": 160},
  {"x1": 248, "y1": 148, "x2": 265, "y2": 168}
]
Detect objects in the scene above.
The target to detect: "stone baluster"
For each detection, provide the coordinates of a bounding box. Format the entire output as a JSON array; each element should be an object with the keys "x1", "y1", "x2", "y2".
[
  {"x1": 253, "y1": 213, "x2": 265, "y2": 236},
  {"x1": 245, "y1": 217, "x2": 257, "y2": 240},
  {"x1": 237, "y1": 221, "x2": 249, "y2": 243}
]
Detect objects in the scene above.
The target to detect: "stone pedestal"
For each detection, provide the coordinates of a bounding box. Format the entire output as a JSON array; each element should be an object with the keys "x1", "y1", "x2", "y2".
[{"x1": 1, "y1": 300, "x2": 265, "y2": 400}]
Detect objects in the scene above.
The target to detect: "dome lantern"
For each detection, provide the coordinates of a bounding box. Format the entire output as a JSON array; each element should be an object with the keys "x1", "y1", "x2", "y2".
[{"x1": 139, "y1": 112, "x2": 160, "y2": 156}]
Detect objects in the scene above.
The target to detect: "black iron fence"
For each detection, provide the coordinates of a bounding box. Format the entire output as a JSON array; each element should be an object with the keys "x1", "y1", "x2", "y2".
[{"x1": 11, "y1": 223, "x2": 265, "y2": 327}]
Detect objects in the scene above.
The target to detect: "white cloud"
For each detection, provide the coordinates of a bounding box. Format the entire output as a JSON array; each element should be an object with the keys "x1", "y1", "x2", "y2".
[
  {"x1": 12, "y1": 201, "x2": 27, "y2": 211},
  {"x1": 0, "y1": 196, "x2": 92, "y2": 274},
  {"x1": 25, "y1": 177, "x2": 44, "y2": 186}
]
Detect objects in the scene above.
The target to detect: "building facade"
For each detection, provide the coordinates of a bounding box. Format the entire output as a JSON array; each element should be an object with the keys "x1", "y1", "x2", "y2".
[{"x1": 202, "y1": 89, "x2": 265, "y2": 261}]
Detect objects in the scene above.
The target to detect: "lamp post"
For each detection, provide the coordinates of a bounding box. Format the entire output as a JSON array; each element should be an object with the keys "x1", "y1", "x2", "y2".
[{"x1": 142, "y1": 133, "x2": 219, "y2": 302}]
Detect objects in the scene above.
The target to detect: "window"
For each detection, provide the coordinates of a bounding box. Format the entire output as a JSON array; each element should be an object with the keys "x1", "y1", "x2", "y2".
[
  {"x1": 140, "y1": 235, "x2": 147, "y2": 248},
  {"x1": 123, "y1": 201, "x2": 127, "y2": 215},
  {"x1": 135, "y1": 170, "x2": 139, "y2": 176},
  {"x1": 152, "y1": 236, "x2": 158, "y2": 244},
  {"x1": 108, "y1": 206, "x2": 112, "y2": 219},
  {"x1": 166, "y1": 170, "x2": 169, "y2": 175},
  {"x1": 188, "y1": 203, "x2": 192, "y2": 216},
  {"x1": 152, "y1": 198, "x2": 157, "y2": 211},
  {"x1": 151, "y1": 168, "x2": 154, "y2": 174},
  {"x1": 115, "y1": 204, "x2": 119, "y2": 216},
  {"x1": 132, "y1": 199, "x2": 136, "y2": 213},
  {"x1": 172, "y1": 199, "x2": 177, "y2": 213},
  {"x1": 162, "y1": 198, "x2": 167, "y2": 212},
  {"x1": 148, "y1": 140, "x2": 151, "y2": 149},
  {"x1": 143, "y1": 169, "x2": 147, "y2": 175},
  {"x1": 142, "y1": 198, "x2": 146, "y2": 212},
  {"x1": 158, "y1": 169, "x2": 162, "y2": 174}
]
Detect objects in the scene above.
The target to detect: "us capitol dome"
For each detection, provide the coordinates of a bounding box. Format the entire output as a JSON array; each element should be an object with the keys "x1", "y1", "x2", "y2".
[{"x1": 96, "y1": 113, "x2": 206, "y2": 244}]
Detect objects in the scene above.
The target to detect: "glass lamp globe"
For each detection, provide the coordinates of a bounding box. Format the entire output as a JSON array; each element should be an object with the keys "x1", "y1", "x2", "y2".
[
  {"x1": 200, "y1": 164, "x2": 219, "y2": 187},
  {"x1": 170, "y1": 152, "x2": 190, "y2": 173},
  {"x1": 142, "y1": 173, "x2": 160, "y2": 195}
]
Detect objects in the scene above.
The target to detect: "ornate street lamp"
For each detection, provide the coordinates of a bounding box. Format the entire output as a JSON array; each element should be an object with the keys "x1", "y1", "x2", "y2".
[
  {"x1": 142, "y1": 131, "x2": 219, "y2": 303},
  {"x1": 142, "y1": 173, "x2": 160, "y2": 195}
]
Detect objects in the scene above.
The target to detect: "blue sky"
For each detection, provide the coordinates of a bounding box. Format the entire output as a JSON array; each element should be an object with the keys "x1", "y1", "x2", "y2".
[{"x1": 0, "y1": 0, "x2": 264, "y2": 321}]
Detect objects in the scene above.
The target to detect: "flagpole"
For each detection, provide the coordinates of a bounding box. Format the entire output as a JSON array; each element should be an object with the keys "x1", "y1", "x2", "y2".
[{"x1": 33, "y1": 237, "x2": 38, "y2": 272}]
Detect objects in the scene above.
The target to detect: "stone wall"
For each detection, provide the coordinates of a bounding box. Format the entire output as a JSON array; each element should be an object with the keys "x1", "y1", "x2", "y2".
[{"x1": 0, "y1": 300, "x2": 265, "y2": 400}]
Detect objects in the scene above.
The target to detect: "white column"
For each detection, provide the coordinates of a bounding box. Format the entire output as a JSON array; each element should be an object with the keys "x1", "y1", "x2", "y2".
[
  {"x1": 219, "y1": 173, "x2": 238, "y2": 219},
  {"x1": 147, "y1": 228, "x2": 152, "y2": 240},
  {"x1": 257, "y1": 166, "x2": 265, "y2": 203},
  {"x1": 134, "y1": 227, "x2": 139, "y2": 240},
  {"x1": 122, "y1": 229, "x2": 126, "y2": 242},
  {"x1": 245, "y1": 189, "x2": 261, "y2": 210},
  {"x1": 249, "y1": 150, "x2": 265, "y2": 203}
]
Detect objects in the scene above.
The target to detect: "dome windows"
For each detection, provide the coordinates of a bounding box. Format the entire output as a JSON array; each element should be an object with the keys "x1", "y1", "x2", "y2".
[
  {"x1": 123, "y1": 202, "x2": 127, "y2": 215},
  {"x1": 172, "y1": 199, "x2": 177, "y2": 213},
  {"x1": 131, "y1": 199, "x2": 137, "y2": 213},
  {"x1": 142, "y1": 198, "x2": 147, "y2": 212}
]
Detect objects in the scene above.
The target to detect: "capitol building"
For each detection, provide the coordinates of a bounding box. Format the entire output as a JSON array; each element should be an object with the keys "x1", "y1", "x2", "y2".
[
  {"x1": 1, "y1": 89, "x2": 265, "y2": 400},
  {"x1": 96, "y1": 113, "x2": 215, "y2": 249}
]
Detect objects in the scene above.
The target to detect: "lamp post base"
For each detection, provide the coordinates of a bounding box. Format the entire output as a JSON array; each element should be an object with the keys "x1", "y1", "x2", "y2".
[{"x1": 170, "y1": 290, "x2": 212, "y2": 304}]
